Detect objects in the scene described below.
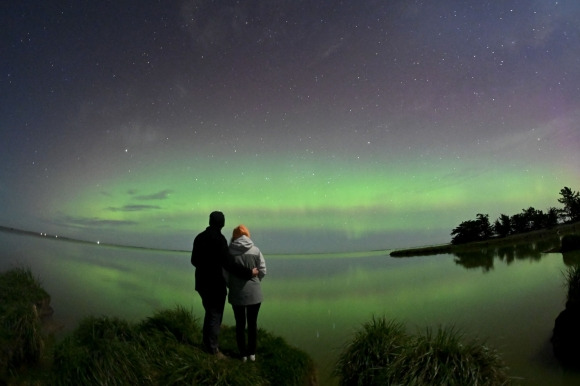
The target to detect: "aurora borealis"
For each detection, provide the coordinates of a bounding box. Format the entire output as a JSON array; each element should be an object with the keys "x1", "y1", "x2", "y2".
[{"x1": 2, "y1": 1, "x2": 579, "y2": 253}]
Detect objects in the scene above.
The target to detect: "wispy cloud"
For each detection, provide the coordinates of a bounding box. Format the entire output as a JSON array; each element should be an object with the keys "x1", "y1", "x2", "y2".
[
  {"x1": 58, "y1": 215, "x2": 137, "y2": 227},
  {"x1": 108, "y1": 205, "x2": 161, "y2": 212},
  {"x1": 135, "y1": 189, "x2": 173, "y2": 200},
  {"x1": 127, "y1": 189, "x2": 173, "y2": 200}
]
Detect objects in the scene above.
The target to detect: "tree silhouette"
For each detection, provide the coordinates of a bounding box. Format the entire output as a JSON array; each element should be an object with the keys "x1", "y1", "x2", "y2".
[
  {"x1": 510, "y1": 212, "x2": 530, "y2": 234},
  {"x1": 451, "y1": 213, "x2": 492, "y2": 245},
  {"x1": 493, "y1": 214, "x2": 511, "y2": 238},
  {"x1": 451, "y1": 187, "x2": 575, "y2": 244},
  {"x1": 558, "y1": 187, "x2": 580, "y2": 223}
]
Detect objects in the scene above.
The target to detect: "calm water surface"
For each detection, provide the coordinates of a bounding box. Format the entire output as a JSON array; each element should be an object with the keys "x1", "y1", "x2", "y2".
[{"x1": 2, "y1": 230, "x2": 580, "y2": 385}]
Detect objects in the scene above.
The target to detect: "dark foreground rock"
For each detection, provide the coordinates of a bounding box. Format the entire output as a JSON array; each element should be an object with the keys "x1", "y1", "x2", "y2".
[
  {"x1": 561, "y1": 234, "x2": 580, "y2": 253},
  {"x1": 552, "y1": 301, "x2": 580, "y2": 368}
]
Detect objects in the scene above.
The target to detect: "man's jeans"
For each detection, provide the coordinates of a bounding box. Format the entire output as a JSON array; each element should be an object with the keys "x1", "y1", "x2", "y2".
[{"x1": 199, "y1": 291, "x2": 226, "y2": 353}]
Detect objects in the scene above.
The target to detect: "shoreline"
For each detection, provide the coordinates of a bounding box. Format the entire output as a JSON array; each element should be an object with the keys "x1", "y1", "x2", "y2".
[
  {"x1": 3, "y1": 222, "x2": 578, "y2": 258},
  {"x1": 390, "y1": 222, "x2": 579, "y2": 257}
]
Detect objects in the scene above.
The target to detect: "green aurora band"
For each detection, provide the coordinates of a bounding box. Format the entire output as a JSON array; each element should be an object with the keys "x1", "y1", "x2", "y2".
[{"x1": 46, "y1": 150, "x2": 573, "y2": 252}]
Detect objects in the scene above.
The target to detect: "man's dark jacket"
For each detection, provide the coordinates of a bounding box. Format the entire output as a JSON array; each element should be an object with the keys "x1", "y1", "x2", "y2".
[{"x1": 191, "y1": 225, "x2": 252, "y2": 295}]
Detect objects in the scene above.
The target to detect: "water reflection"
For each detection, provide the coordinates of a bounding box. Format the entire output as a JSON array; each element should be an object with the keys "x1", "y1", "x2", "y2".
[
  {"x1": 453, "y1": 237, "x2": 563, "y2": 271},
  {"x1": 2, "y1": 229, "x2": 580, "y2": 385}
]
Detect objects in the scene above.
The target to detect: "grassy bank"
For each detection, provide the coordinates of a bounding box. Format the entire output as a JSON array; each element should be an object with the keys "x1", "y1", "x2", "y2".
[
  {"x1": 50, "y1": 309, "x2": 316, "y2": 386},
  {"x1": 390, "y1": 222, "x2": 580, "y2": 257},
  {"x1": 0, "y1": 267, "x2": 316, "y2": 385}
]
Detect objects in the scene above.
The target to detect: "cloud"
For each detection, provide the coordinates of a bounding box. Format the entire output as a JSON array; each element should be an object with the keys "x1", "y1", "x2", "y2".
[
  {"x1": 134, "y1": 189, "x2": 173, "y2": 200},
  {"x1": 108, "y1": 205, "x2": 161, "y2": 212},
  {"x1": 58, "y1": 215, "x2": 138, "y2": 227}
]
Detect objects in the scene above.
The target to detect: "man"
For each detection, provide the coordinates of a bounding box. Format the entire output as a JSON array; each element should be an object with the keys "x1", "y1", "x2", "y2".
[{"x1": 191, "y1": 211, "x2": 258, "y2": 357}]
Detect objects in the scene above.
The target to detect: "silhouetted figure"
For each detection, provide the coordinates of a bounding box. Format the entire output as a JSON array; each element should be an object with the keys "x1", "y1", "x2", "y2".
[
  {"x1": 191, "y1": 212, "x2": 257, "y2": 357},
  {"x1": 225, "y1": 225, "x2": 266, "y2": 362}
]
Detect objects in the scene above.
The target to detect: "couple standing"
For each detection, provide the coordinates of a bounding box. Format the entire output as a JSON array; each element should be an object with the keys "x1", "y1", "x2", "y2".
[{"x1": 191, "y1": 211, "x2": 267, "y2": 361}]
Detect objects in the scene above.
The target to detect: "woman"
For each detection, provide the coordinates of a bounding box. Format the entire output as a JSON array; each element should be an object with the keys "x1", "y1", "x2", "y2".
[{"x1": 225, "y1": 225, "x2": 267, "y2": 362}]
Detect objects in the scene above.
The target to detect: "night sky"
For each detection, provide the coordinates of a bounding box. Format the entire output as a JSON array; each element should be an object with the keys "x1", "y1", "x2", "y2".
[{"x1": 2, "y1": 1, "x2": 579, "y2": 253}]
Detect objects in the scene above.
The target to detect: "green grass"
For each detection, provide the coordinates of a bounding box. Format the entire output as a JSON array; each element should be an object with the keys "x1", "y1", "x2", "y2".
[
  {"x1": 246, "y1": 330, "x2": 317, "y2": 386},
  {"x1": 564, "y1": 264, "x2": 580, "y2": 304},
  {"x1": 334, "y1": 316, "x2": 512, "y2": 386},
  {"x1": 139, "y1": 305, "x2": 203, "y2": 345},
  {"x1": 50, "y1": 307, "x2": 315, "y2": 385},
  {"x1": 0, "y1": 267, "x2": 51, "y2": 380},
  {"x1": 333, "y1": 317, "x2": 407, "y2": 386},
  {"x1": 52, "y1": 316, "x2": 153, "y2": 385}
]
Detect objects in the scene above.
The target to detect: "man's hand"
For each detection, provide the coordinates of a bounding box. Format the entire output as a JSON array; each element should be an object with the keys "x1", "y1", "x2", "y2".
[{"x1": 252, "y1": 268, "x2": 259, "y2": 277}]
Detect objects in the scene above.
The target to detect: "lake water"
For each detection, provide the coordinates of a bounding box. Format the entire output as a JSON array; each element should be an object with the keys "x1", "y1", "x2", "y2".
[{"x1": 2, "y1": 229, "x2": 580, "y2": 385}]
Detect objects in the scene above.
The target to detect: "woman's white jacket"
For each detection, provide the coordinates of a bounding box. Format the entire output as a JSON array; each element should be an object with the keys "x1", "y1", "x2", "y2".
[{"x1": 224, "y1": 235, "x2": 266, "y2": 306}]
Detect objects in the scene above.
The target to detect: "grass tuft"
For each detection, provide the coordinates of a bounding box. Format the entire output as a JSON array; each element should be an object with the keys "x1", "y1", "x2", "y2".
[
  {"x1": 246, "y1": 328, "x2": 316, "y2": 385},
  {"x1": 0, "y1": 267, "x2": 51, "y2": 378},
  {"x1": 333, "y1": 317, "x2": 406, "y2": 386},
  {"x1": 52, "y1": 316, "x2": 153, "y2": 385},
  {"x1": 138, "y1": 305, "x2": 202, "y2": 345},
  {"x1": 564, "y1": 264, "x2": 580, "y2": 303},
  {"x1": 334, "y1": 316, "x2": 512, "y2": 386}
]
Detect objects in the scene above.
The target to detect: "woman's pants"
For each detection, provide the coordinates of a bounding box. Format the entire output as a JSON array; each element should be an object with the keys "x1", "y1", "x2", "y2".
[{"x1": 232, "y1": 303, "x2": 262, "y2": 356}]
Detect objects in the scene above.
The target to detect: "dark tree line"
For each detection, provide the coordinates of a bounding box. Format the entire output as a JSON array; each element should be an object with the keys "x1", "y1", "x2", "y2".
[{"x1": 451, "y1": 187, "x2": 580, "y2": 245}]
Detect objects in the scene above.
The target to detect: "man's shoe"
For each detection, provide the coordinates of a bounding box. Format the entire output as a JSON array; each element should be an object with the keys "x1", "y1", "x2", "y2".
[{"x1": 249, "y1": 354, "x2": 256, "y2": 362}]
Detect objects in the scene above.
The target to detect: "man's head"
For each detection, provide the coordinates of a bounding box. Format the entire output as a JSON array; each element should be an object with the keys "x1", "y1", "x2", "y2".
[{"x1": 209, "y1": 211, "x2": 225, "y2": 228}]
